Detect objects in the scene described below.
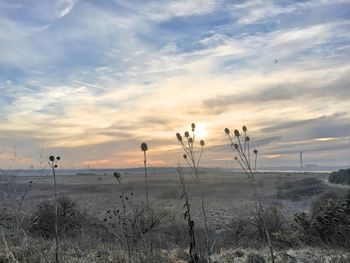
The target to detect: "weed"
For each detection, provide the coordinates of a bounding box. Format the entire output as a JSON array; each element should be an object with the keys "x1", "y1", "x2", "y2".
[
  {"x1": 176, "y1": 123, "x2": 210, "y2": 262},
  {"x1": 141, "y1": 142, "x2": 149, "y2": 206},
  {"x1": 48, "y1": 155, "x2": 60, "y2": 263},
  {"x1": 224, "y1": 126, "x2": 275, "y2": 263}
]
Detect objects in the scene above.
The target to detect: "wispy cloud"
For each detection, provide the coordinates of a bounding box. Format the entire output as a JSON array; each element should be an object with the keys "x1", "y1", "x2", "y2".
[{"x1": 58, "y1": 0, "x2": 78, "y2": 17}]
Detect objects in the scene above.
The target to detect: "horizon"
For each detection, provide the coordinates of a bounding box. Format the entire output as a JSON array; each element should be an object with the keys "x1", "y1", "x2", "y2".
[{"x1": 1, "y1": 0, "x2": 350, "y2": 169}]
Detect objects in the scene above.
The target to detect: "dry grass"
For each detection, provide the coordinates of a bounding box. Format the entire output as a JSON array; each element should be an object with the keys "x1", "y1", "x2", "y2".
[{"x1": 1, "y1": 169, "x2": 345, "y2": 263}]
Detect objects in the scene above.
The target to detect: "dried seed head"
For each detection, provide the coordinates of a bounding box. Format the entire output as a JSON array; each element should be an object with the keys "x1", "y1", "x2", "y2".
[
  {"x1": 242, "y1": 126, "x2": 247, "y2": 132},
  {"x1": 183, "y1": 154, "x2": 187, "y2": 159},
  {"x1": 54, "y1": 165, "x2": 58, "y2": 168},
  {"x1": 49, "y1": 156, "x2": 55, "y2": 162},
  {"x1": 184, "y1": 131, "x2": 190, "y2": 138},
  {"x1": 188, "y1": 138, "x2": 193, "y2": 143},
  {"x1": 200, "y1": 140, "x2": 205, "y2": 146},
  {"x1": 141, "y1": 142, "x2": 148, "y2": 152},
  {"x1": 191, "y1": 123, "x2": 195, "y2": 131},
  {"x1": 245, "y1": 136, "x2": 250, "y2": 142},
  {"x1": 234, "y1": 129, "x2": 240, "y2": 137},
  {"x1": 234, "y1": 144, "x2": 238, "y2": 149},
  {"x1": 56, "y1": 156, "x2": 61, "y2": 161},
  {"x1": 224, "y1": 128, "x2": 230, "y2": 134},
  {"x1": 176, "y1": 133, "x2": 182, "y2": 142},
  {"x1": 254, "y1": 149, "x2": 258, "y2": 154},
  {"x1": 234, "y1": 156, "x2": 237, "y2": 160}
]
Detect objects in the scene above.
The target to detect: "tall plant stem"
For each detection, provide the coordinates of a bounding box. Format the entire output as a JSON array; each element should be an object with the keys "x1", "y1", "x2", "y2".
[
  {"x1": 143, "y1": 151, "x2": 149, "y2": 206},
  {"x1": 52, "y1": 166, "x2": 59, "y2": 263}
]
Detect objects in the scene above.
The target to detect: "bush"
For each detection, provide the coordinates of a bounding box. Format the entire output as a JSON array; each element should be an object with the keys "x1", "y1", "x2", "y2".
[
  {"x1": 220, "y1": 206, "x2": 289, "y2": 249},
  {"x1": 253, "y1": 206, "x2": 286, "y2": 243},
  {"x1": 329, "y1": 169, "x2": 350, "y2": 185},
  {"x1": 311, "y1": 191, "x2": 342, "y2": 216},
  {"x1": 29, "y1": 196, "x2": 85, "y2": 238},
  {"x1": 293, "y1": 197, "x2": 350, "y2": 247}
]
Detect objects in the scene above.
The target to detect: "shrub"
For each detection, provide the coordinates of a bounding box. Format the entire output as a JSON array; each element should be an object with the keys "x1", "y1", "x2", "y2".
[
  {"x1": 293, "y1": 197, "x2": 350, "y2": 247},
  {"x1": 329, "y1": 169, "x2": 350, "y2": 185},
  {"x1": 224, "y1": 217, "x2": 248, "y2": 246},
  {"x1": 29, "y1": 196, "x2": 84, "y2": 238},
  {"x1": 253, "y1": 206, "x2": 286, "y2": 243},
  {"x1": 104, "y1": 196, "x2": 168, "y2": 261},
  {"x1": 311, "y1": 191, "x2": 342, "y2": 216}
]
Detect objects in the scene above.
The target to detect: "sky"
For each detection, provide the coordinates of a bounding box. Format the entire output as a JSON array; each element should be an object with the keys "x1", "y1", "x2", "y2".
[{"x1": 0, "y1": 0, "x2": 349, "y2": 169}]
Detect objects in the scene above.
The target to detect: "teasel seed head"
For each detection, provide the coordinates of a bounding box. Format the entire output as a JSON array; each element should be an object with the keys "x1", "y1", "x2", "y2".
[
  {"x1": 234, "y1": 143, "x2": 238, "y2": 149},
  {"x1": 200, "y1": 140, "x2": 205, "y2": 146},
  {"x1": 56, "y1": 156, "x2": 61, "y2": 161},
  {"x1": 254, "y1": 149, "x2": 258, "y2": 154},
  {"x1": 176, "y1": 133, "x2": 183, "y2": 142},
  {"x1": 245, "y1": 136, "x2": 250, "y2": 142},
  {"x1": 49, "y1": 156, "x2": 55, "y2": 162},
  {"x1": 141, "y1": 142, "x2": 148, "y2": 152},
  {"x1": 191, "y1": 123, "x2": 195, "y2": 131},
  {"x1": 234, "y1": 129, "x2": 240, "y2": 137},
  {"x1": 183, "y1": 154, "x2": 187, "y2": 159},
  {"x1": 242, "y1": 126, "x2": 247, "y2": 132},
  {"x1": 184, "y1": 131, "x2": 190, "y2": 137},
  {"x1": 224, "y1": 128, "x2": 230, "y2": 134},
  {"x1": 188, "y1": 138, "x2": 193, "y2": 143}
]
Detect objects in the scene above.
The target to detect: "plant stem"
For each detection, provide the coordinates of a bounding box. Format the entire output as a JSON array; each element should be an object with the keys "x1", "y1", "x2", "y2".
[
  {"x1": 52, "y1": 166, "x2": 59, "y2": 263},
  {"x1": 143, "y1": 151, "x2": 149, "y2": 206}
]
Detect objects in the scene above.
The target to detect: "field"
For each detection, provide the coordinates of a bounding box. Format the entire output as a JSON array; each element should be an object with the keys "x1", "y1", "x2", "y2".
[
  {"x1": 2, "y1": 170, "x2": 331, "y2": 219},
  {"x1": 1, "y1": 169, "x2": 349, "y2": 262}
]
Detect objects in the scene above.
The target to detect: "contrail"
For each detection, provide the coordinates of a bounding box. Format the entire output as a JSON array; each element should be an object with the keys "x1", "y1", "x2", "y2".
[{"x1": 70, "y1": 79, "x2": 106, "y2": 91}]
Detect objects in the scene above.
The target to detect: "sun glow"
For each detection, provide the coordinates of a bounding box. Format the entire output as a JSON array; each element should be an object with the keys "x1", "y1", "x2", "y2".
[{"x1": 195, "y1": 123, "x2": 207, "y2": 139}]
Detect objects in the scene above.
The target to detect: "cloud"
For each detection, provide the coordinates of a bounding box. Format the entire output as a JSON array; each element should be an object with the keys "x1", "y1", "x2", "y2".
[
  {"x1": 0, "y1": 0, "x2": 350, "y2": 168},
  {"x1": 202, "y1": 64, "x2": 350, "y2": 113},
  {"x1": 231, "y1": 0, "x2": 350, "y2": 25},
  {"x1": 143, "y1": 0, "x2": 218, "y2": 21},
  {"x1": 58, "y1": 0, "x2": 78, "y2": 17}
]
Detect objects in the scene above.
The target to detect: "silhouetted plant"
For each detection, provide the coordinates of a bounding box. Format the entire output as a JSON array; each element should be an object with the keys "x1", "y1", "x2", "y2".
[
  {"x1": 178, "y1": 166, "x2": 199, "y2": 263},
  {"x1": 224, "y1": 126, "x2": 275, "y2": 263},
  {"x1": 48, "y1": 155, "x2": 60, "y2": 263},
  {"x1": 104, "y1": 192, "x2": 167, "y2": 262},
  {"x1": 141, "y1": 142, "x2": 149, "y2": 206},
  {"x1": 176, "y1": 123, "x2": 210, "y2": 262}
]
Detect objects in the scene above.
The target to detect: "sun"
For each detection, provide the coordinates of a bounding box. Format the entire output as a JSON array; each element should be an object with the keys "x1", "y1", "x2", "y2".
[{"x1": 195, "y1": 123, "x2": 207, "y2": 139}]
